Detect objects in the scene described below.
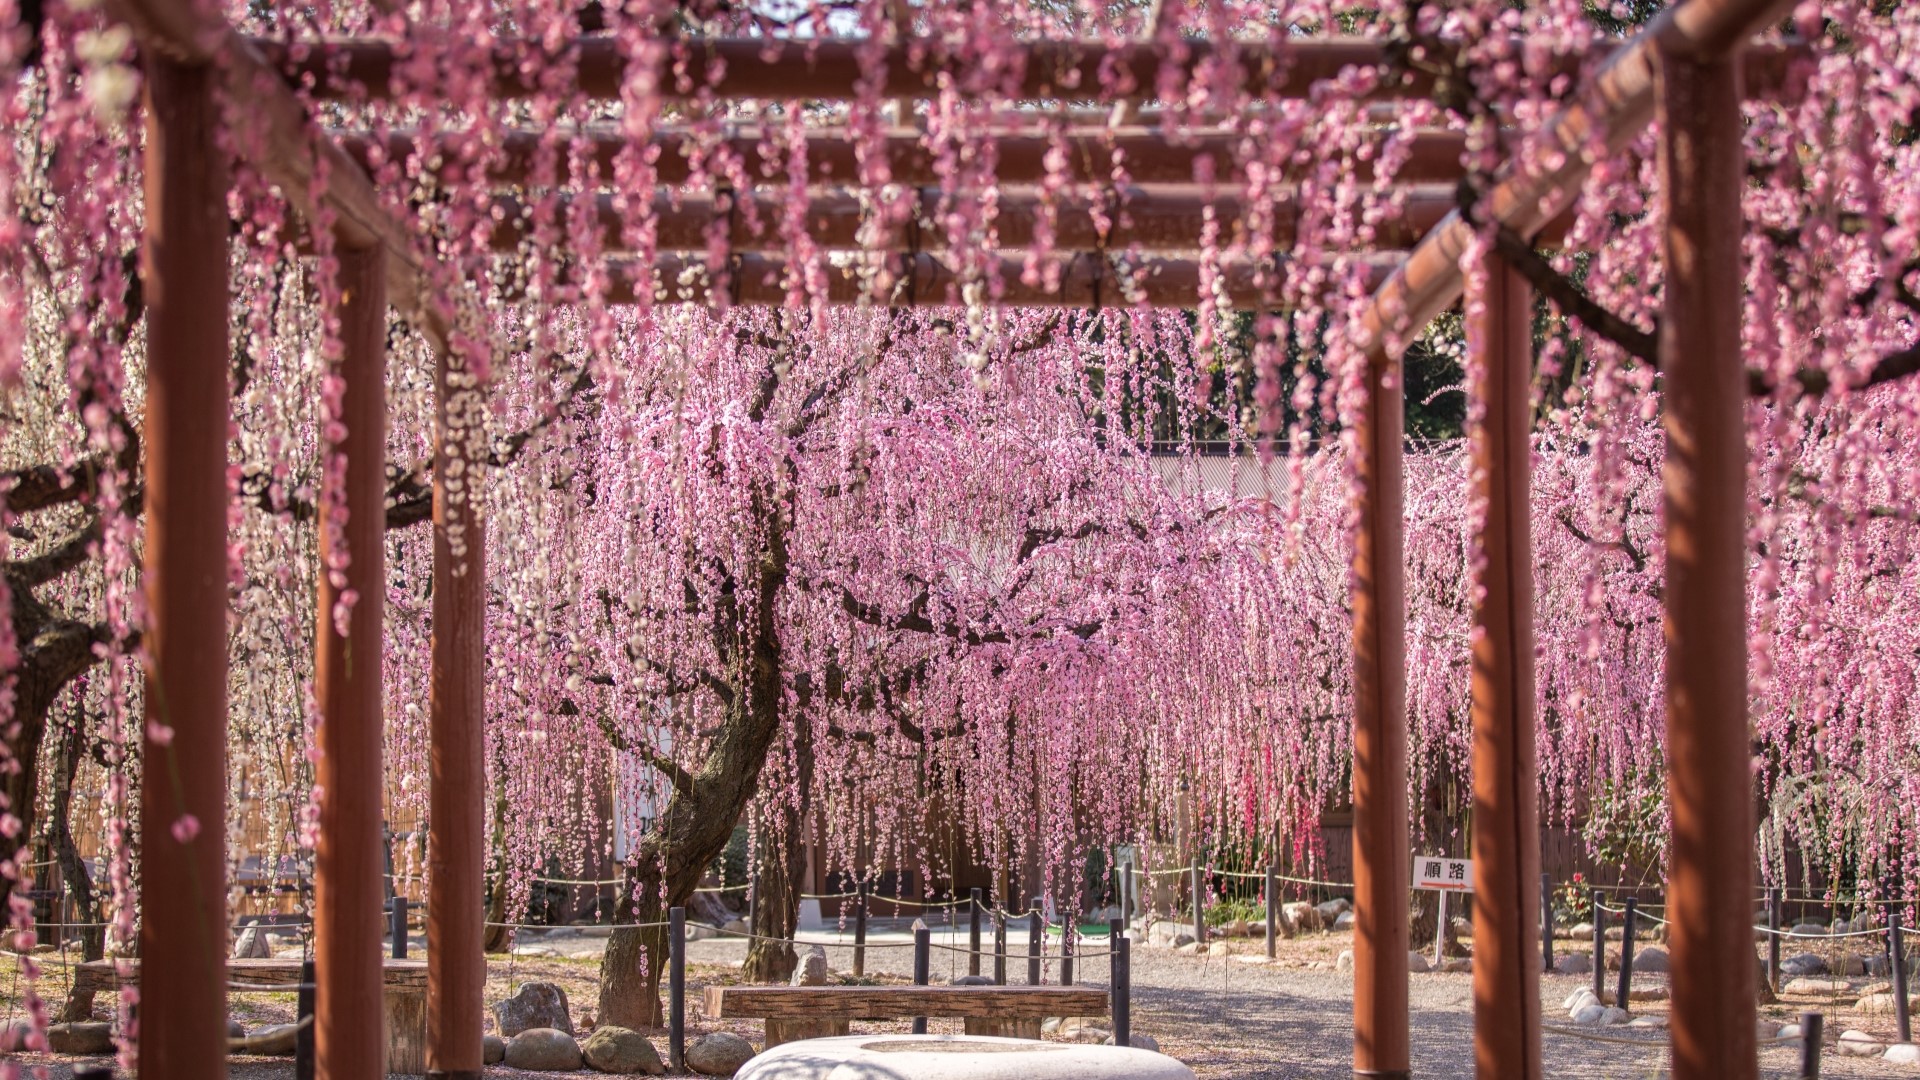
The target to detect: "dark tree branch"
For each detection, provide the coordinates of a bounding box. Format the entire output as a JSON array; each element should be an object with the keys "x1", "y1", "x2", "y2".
[{"x1": 1491, "y1": 225, "x2": 1660, "y2": 365}]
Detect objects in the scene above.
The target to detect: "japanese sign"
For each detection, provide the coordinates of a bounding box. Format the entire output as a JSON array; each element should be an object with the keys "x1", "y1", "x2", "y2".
[{"x1": 1413, "y1": 855, "x2": 1473, "y2": 892}]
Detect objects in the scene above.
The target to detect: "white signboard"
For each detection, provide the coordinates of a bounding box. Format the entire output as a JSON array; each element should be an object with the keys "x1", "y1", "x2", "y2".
[{"x1": 1413, "y1": 855, "x2": 1473, "y2": 892}]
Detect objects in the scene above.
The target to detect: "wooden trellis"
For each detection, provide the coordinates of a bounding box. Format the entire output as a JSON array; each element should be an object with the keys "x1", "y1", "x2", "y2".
[{"x1": 107, "y1": 0, "x2": 1793, "y2": 1078}]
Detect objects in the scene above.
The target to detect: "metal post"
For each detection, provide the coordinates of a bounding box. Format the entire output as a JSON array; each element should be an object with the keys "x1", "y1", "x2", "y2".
[
  {"x1": 669, "y1": 906, "x2": 686, "y2": 1070},
  {"x1": 1353, "y1": 343, "x2": 1411, "y2": 1080},
  {"x1": 993, "y1": 909, "x2": 1007, "y2": 984},
  {"x1": 297, "y1": 959, "x2": 316, "y2": 1080},
  {"x1": 391, "y1": 895, "x2": 409, "y2": 960},
  {"x1": 1768, "y1": 889, "x2": 1783, "y2": 993},
  {"x1": 428, "y1": 301, "x2": 488, "y2": 1076},
  {"x1": 1542, "y1": 874, "x2": 1555, "y2": 972},
  {"x1": 1267, "y1": 865, "x2": 1280, "y2": 959},
  {"x1": 1659, "y1": 39, "x2": 1756, "y2": 1080},
  {"x1": 1467, "y1": 247, "x2": 1543, "y2": 1078},
  {"x1": 1798, "y1": 1011, "x2": 1823, "y2": 1080},
  {"x1": 139, "y1": 53, "x2": 231, "y2": 1080},
  {"x1": 912, "y1": 923, "x2": 931, "y2": 1034},
  {"x1": 1617, "y1": 898, "x2": 1639, "y2": 1010},
  {"x1": 1062, "y1": 920, "x2": 1074, "y2": 986},
  {"x1": 851, "y1": 883, "x2": 867, "y2": 977},
  {"x1": 1028, "y1": 901, "x2": 1043, "y2": 985},
  {"x1": 1191, "y1": 866, "x2": 1206, "y2": 945},
  {"x1": 1124, "y1": 863, "x2": 1136, "y2": 927},
  {"x1": 1892, "y1": 909, "x2": 1912, "y2": 1045},
  {"x1": 969, "y1": 888, "x2": 983, "y2": 977},
  {"x1": 1110, "y1": 917, "x2": 1130, "y2": 1048},
  {"x1": 1591, "y1": 891, "x2": 1606, "y2": 1003}
]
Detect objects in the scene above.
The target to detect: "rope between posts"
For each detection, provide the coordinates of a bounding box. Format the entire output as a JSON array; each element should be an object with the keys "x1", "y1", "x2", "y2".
[
  {"x1": 488, "y1": 920, "x2": 674, "y2": 931},
  {"x1": 1543, "y1": 1024, "x2": 1810, "y2": 1049}
]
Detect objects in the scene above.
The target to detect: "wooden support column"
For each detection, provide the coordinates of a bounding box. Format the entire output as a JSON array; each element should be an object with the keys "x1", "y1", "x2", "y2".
[
  {"x1": 314, "y1": 244, "x2": 389, "y2": 1080},
  {"x1": 428, "y1": 343, "x2": 487, "y2": 1080},
  {"x1": 1352, "y1": 347, "x2": 1409, "y2": 1080},
  {"x1": 138, "y1": 54, "x2": 231, "y2": 1080},
  {"x1": 1467, "y1": 254, "x2": 1542, "y2": 1080},
  {"x1": 1657, "y1": 40, "x2": 1756, "y2": 1080}
]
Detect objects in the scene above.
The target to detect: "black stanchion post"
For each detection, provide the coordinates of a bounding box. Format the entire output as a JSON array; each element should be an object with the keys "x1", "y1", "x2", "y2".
[
  {"x1": 296, "y1": 958, "x2": 315, "y2": 1080},
  {"x1": 390, "y1": 895, "x2": 408, "y2": 960},
  {"x1": 1541, "y1": 873, "x2": 1554, "y2": 970},
  {"x1": 1124, "y1": 863, "x2": 1136, "y2": 927},
  {"x1": 853, "y1": 884, "x2": 867, "y2": 978},
  {"x1": 1062, "y1": 919, "x2": 1075, "y2": 986},
  {"x1": 912, "y1": 922, "x2": 931, "y2": 1035},
  {"x1": 1191, "y1": 866, "x2": 1206, "y2": 945},
  {"x1": 669, "y1": 905, "x2": 686, "y2": 1071},
  {"x1": 1769, "y1": 887, "x2": 1784, "y2": 993},
  {"x1": 1892, "y1": 907, "x2": 1912, "y2": 1045},
  {"x1": 1266, "y1": 865, "x2": 1279, "y2": 960},
  {"x1": 1110, "y1": 916, "x2": 1130, "y2": 1048},
  {"x1": 1121, "y1": 862, "x2": 1133, "y2": 926},
  {"x1": 993, "y1": 908, "x2": 1007, "y2": 984},
  {"x1": 1798, "y1": 1010, "x2": 1823, "y2": 1079},
  {"x1": 1591, "y1": 888, "x2": 1605, "y2": 1002},
  {"x1": 969, "y1": 887, "x2": 983, "y2": 977},
  {"x1": 1028, "y1": 899, "x2": 1043, "y2": 985},
  {"x1": 1616, "y1": 897, "x2": 1638, "y2": 1009}
]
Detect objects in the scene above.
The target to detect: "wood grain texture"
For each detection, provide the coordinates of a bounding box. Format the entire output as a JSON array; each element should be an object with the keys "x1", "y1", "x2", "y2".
[{"x1": 705, "y1": 985, "x2": 1108, "y2": 1020}]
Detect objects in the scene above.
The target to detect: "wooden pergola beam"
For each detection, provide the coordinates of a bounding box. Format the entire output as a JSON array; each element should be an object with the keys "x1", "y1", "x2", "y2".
[
  {"x1": 480, "y1": 186, "x2": 1568, "y2": 256},
  {"x1": 342, "y1": 126, "x2": 1472, "y2": 188},
  {"x1": 257, "y1": 35, "x2": 1805, "y2": 104},
  {"x1": 1350, "y1": 0, "x2": 1796, "y2": 357}
]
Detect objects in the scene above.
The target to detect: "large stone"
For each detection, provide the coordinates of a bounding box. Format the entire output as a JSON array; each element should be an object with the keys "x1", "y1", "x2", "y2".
[
  {"x1": 484, "y1": 1034, "x2": 507, "y2": 1064},
  {"x1": 227, "y1": 1018, "x2": 247, "y2": 1039},
  {"x1": 232, "y1": 925, "x2": 272, "y2": 959},
  {"x1": 1780, "y1": 953, "x2": 1827, "y2": 977},
  {"x1": 1336, "y1": 949, "x2": 1355, "y2": 974},
  {"x1": 1282, "y1": 902, "x2": 1322, "y2": 933},
  {"x1": 1838, "y1": 1030, "x2": 1886, "y2": 1057},
  {"x1": 493, "y1": 980, "x2": 574, "y2": 1037},
  {"x1": 1885, "y1": 1044, "x2": 1920, "y2": 1065},
  {"x1": 1859, "y1": 992, "x2": 1920, "y2": 1014},
  {"x1": 1314, "y1": 899, "x2": 1350, "y2": 923},
  {"x1": 1206, "y1": 941, "x2": 1232, "y2": 957},
  {"x1": 1333, "y1": 911, "x2": 1355, "y2": 931},
  {"x1": 1108, "y1": 1034, "x2": 1161, "y2": 1052},
  {"x1": 1439, "y1": 958, "x2": 1472, "y2": 974},
  {"x1": 688, "y1": 1031, "x2": 757, "y2": 1076},
  {"x1": 736, "y1": 1034, "x2": 1196, "y2": 1080},
  {"x1": 1599, "y1": 1007, "x2": 1631, "y2": 1026},
  {"x1": 1788, "y1": 923, "x2": 1831, "y2": 938},
  {"x1": 581, "y1": 1025, "x2": 664, "y2": 1074},
  {"x1": 792, "y1": 945, "x2": 830, "y2": 986},
  {"x1": 1406, "y1": 951, "x2": 1432, "y2": 974},
  {"x1": 1570, "y1": 1004, "x2": 1607, "y2": 1025},
  {"x1": 47, "y1": 1021, "x2": 114, "y2": 1055},
  {"x1": 1554, "y1": 952, "x2": 1592, "y2": 975},
  {"x1": 1783, "y1": 976, "x2": 1850, "y2": 996},
  {"x1": 1630, "y1": 946, "x2": 1668, "y2": 973},
  {"x1": 951, "y1": 974, "x2": 995, "y2": 986},
  {"x1": 1831, "y1": 953, "x2": 1866, "y2": 977},
  {"x1": 1567, "y1": 922, "x2": 1594, "y2": 939},
  {"x1": 506, "y1": 1027, "x2": 585, "y2": 1072},
  {"x1": 1564, "y1": 988, "x2": 1599, "y2": 1013},
  {"x1": 1169, "y1": 933, "x2": 1196, "y2": 949},
  {"x1": 1055, "y1": 1016, "x2": 1112, "y2": 1043}
]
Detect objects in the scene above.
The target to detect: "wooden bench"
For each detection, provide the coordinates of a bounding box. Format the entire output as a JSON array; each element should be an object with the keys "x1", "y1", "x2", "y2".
[
  {"x1": 704, "y1": 985, "x2": 1110, "y2": 1047},
  {"x1": 71, "y1": 958, "x2": 427, "y2": 1072}
]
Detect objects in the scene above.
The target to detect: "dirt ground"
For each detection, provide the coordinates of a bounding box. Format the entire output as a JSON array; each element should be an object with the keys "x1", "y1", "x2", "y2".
[{"x1": 2, "y1": 926, "x2": 1912, "y2": 1078}]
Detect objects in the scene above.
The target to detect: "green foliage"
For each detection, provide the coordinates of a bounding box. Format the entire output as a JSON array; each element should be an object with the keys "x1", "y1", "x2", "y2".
[
  {"x1": 1204, "y1": 895, "x2": 1267, "y2": 926},
  {"x1": 1581, "y1": 767, "x2": 1668, "y2": 875},
  {"x1": 709, "y1": 825, "x2": 749, "y2": 889}
]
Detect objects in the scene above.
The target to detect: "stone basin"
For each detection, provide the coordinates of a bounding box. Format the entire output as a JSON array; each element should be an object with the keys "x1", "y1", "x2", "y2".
[{"x1": 736, "y1": 1034, "x2": 1195, "y2": 1080}]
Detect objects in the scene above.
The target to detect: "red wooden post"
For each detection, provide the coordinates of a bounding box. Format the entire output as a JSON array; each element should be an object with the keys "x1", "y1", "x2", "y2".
[
  {"x1": 139, "y1": 53, "x2": 231, "y2": 1080},
  {"x1": 1352, "y1": 345, "x2": 1409, "y2": 1080},
  {"x1": 1657, "y1": 39, "x2": 1756, "y2": 1080},
  {"x1": 1468, "y1": 254, "x2": 1542, "y2": 1080},
  {"x1": 428, "y1": 343, "x2": 488, "y2": 1080},
  {"x1": 314, "y1": 244, "x2": 389, "y2": 1079}
]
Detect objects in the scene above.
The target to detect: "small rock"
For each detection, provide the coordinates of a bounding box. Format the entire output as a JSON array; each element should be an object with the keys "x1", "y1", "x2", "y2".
[
  {"x1": 1859, "y1": 992, "x2": 1920, "y2": 1015},
  {"x1": 950, "y1": 974, "x2": 994, "y2": 985},
  {"x1": 1449, "y1": 916, "x2": 1474, "y2": 938},
  {"x1": 1107, "y1": 1033, "x2": 1161, "y2": 1052},
  {"x1": 1336, "y1": 949, "x2": 1355, "y2": 974},
  {"x1": 484, "y1": 1034, "x2": 507, "y2": 1064},
  {"x1": 1886, "y1": 1044, "x2": 1920, "y2": 1065},
  {"x1": 1788, "y1": 923, "x2": 1830, "y2": 938},
  {"x1": 1775, "y1": 1023, "x2": 1805, "y2": 1044},
  {"x1": 1333, "y1": 911, "x2": 1356, "y2": 931},
  {"x1": 1174, "y1": 941, "x2": 1202, "y2": 956},
  {"x1": 1283, "y1": 902, "x2": 1323, "y2": 933},
  {"x1": 1314, "y1": 899, "x2": 1349, "y2": 923},
  {"x1": 1567, "y1": 922, "x2": 1594, "y2": 939},
  {"x1": 1170, "y1": 932, "x2": 1195, "y2": 948},
  {"x1": 1439, "y1": 958, "x2": 1471, "y2": 974},
  {"x1": 1600, "y1": 1007, "x2": 1631, "y2": 1026},
  {"x1": 722, "y1": 918, "x2": 749, "y2": 936},
  {"x1": 1628, "y1": 1016, "x2": 1668, "y2": 1029},
  {"x1": 1207, "y1": 941, "x2": 1233, "y2": 957},
  {"x1": 232, "y1": 926, "x2": 272, "y2": 959},
  {"x1": 1054, "y1": 1016, "x2": 1111, "y2": 1043},
  {"x1": 227, "y1": 1018, "x2": 246, "y2": 1039},
  {"x1": 1630, "y1": 946, "x2": 1668, "y2": 973},
  {"x1": 1407, "y1": 951, "x2": 1432, "y2": 974},
  {"x1": 1862, "y1": 980, "x2": 1894, "y2": 995},
  {"x1": 1554, "y1": 952, "x2": 1592, "y2": 975},
  {"x1": 1838, "y1": 1030, "x2": 1886, "y2": 1057},
  {"x1": 241, "y1": 1024, "x2": 299, "y2": 1056},
  {"x1": 506, "y1": 1027, "x2": 585, "y2": 1072},
  {"x1": 1784, "y1": 976, "x2": 1851, "y2": 996},
  {"x1": 687, "y1": 1031, "x2": 756, "y2": 1076},
  {"x1": 791, "y1": 945, "x2": 829, "y2": 986},
  {"x1": 581, "y1": 1025, "x2": 663, "y2": 1074},
  {"x1": 1780, "y1": 953, "x2": 1827, "y2": 977},
  {"x1": 493, "y1": 980, "x2": 574, "y2": 1036},
  {"x1": 1571, "y1": 1004, "x2": 1607, "y2": 1025},
  {"x1": 47, "y1": 1022, "x2": 114, "y2": 1055},
  {"x1": 1564, "y1": 988, "x2": 1600, "y2": 1012},
  {"x1": 1868, "y1": 955, "x2": 1894, "y2": 977},
  {"x1": 1831, "y1": 953, "x2": 1866, "y2": 977}
]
